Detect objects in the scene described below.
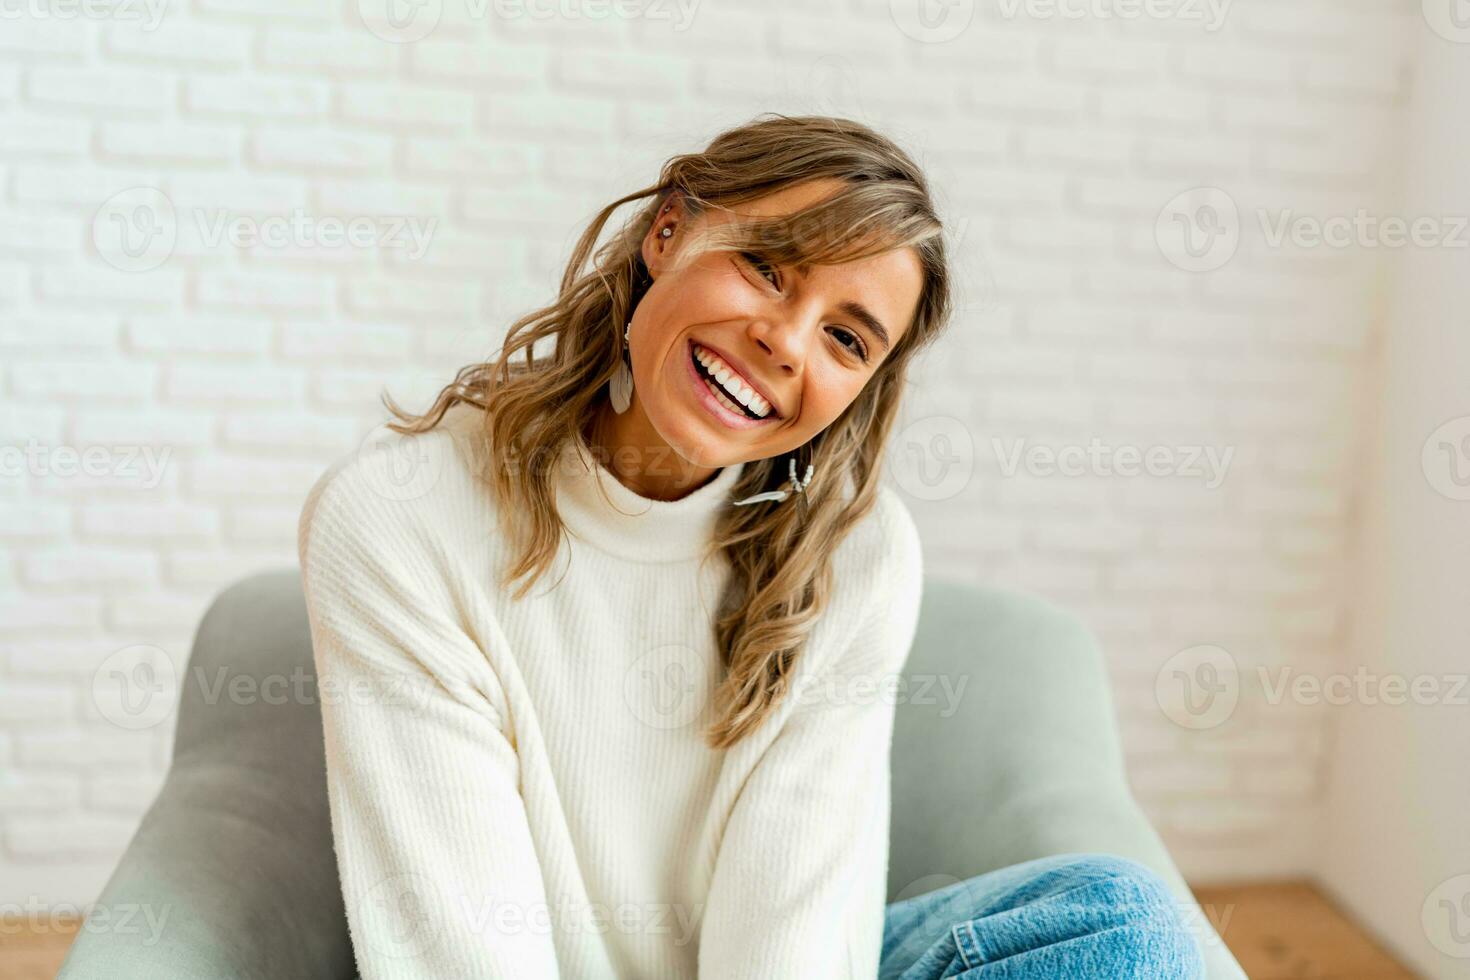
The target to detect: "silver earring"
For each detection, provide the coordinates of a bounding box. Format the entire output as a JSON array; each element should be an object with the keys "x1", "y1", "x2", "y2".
[
  {"x1": 732, "y1": 456, "x2": 816, "y2": 507},
  {"x1": 609, "y1": 321, "x2": 633, "y2": 414},
  {"x1": 660, "y1": 227, "x2": 672, "y2": 238}
]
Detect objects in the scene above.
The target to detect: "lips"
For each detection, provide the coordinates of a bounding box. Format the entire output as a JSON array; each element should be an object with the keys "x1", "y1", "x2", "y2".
[
  {"x1": 683, "y1": 340, "x2": 781, "y2": 430},
  {"x1": 689, "y1": 340, "x2": 784, "y2": 419},
  {"x1": 692, "y1": 352, "x2": 764, "y2": 419}
]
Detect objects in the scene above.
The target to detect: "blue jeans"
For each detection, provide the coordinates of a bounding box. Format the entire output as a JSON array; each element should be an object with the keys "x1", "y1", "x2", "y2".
[{"x1": 879, "y1": 853, "x2": 1206, "y2": 979}]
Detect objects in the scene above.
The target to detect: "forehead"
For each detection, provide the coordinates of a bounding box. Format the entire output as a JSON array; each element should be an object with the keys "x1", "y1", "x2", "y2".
[
  {"x1": 724, "y1": 176, "x2": 849, "y2": 220},
  {"x1": 717, "y1": 178, "x2": 924, "y2": 349}
]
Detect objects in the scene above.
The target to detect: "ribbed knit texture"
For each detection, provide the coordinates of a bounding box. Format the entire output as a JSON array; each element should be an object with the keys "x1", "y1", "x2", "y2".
[{"x1": 296, "y1": 402, "x2": 925, "y2": 980}]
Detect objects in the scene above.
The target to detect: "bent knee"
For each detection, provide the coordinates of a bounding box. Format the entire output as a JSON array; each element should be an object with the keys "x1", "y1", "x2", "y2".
[
  {"x1": 1051, "y1": 854, "x2": 1173, "y2": 902},
  {"x1": 1047, "y1": 853, "x2": 1205, "y2": 977}
]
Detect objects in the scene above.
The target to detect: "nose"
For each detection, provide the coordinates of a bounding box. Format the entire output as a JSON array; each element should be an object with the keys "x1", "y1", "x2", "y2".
[{"x1": 748, "y1": 312, "x2": 818, "y2": 376}]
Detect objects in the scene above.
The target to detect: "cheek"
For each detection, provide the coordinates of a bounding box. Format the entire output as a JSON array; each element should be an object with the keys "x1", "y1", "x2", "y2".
[
  {"x1": 688, "y1": 266, "x2": 760, "y2": 322},
  {"x1": 638, "y1": 270, "x2": 761, "y2": 377},
  {"x1": 659, "y1": 260, "x2": 765, "y2": 326},
  {"x1": 791, "y1": 365, "x2": 865, "y2": 429}
]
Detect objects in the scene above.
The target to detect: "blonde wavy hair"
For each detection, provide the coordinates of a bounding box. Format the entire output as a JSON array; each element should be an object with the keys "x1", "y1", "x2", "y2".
[{"x1": 382, "y1": 112, "x2": 953, "y2": 749}]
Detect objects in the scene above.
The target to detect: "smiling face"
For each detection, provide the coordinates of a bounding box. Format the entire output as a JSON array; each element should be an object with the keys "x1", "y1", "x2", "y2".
[{"x1": 598, "y1": 178, "x2": 924, "y2": 493}]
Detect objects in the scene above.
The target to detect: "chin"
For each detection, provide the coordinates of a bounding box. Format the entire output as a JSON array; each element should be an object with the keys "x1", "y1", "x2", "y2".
[
  {"x1": 668, "y1": 434, "x2": 732, "y2": 471},
  {"x1": 652, "y1": 419, "x2": 736, "y2": 472}
]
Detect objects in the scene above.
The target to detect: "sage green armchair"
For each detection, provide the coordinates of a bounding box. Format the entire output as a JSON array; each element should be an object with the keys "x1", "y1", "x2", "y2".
[{"x1": 57, "y1": 569, "x2": 1245, "y2": 979}]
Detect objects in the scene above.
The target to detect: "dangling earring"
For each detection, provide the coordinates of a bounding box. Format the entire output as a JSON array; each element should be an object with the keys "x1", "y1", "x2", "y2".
[
  {"x1": 610, "y1": 226, "x2": 670, "y2": 415},
  {"x1": 609, "y1": 320, "x2": 633, "y2": 414},
  {"x1": 732, "y1": 455, "x2": 817, "y2": 507}
]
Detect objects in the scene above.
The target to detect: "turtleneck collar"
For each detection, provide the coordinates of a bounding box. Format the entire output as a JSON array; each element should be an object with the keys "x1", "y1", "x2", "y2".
[{"x1": 552, "y1": 437, "x2": 747, "y2": 564}]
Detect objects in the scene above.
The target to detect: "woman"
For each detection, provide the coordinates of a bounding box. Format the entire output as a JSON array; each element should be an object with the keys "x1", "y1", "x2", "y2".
[{"x1": 297, "y1": 113, "x2": 1204, "y2": 979}]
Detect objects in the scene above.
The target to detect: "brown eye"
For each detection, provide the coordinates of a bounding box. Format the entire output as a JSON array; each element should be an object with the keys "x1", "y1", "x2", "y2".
[
  {"x1": 830, "y1": 326, "x2": 870, "y2": 363},
  {"x1": 738, "y1": 251, "x2": 780, "y2": 289}
]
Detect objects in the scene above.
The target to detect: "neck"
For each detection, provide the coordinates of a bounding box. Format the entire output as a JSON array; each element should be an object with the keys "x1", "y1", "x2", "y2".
[{"x1": 586, "y1": 397, "x2": 719, "y2": 501}]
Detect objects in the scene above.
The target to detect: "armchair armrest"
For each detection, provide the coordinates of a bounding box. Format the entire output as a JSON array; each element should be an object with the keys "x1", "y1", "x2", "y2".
[
  {"x1": 58, "y1": 569, "x2": 354, "y2": 980},
  {"x1": 889, "y1": 578, "x2": 1247, "y2": 980}
]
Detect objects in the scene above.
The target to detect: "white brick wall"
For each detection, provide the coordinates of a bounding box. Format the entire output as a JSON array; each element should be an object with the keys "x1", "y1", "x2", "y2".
[{"x1": 0, "y1": 0, "x2": 1423, "y2": 902}]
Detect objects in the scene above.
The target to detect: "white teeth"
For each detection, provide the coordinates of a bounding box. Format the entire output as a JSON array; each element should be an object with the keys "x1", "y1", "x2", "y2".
[
  {"x1": 694, "y1": 344, "x2": 772, "y2": 418},
  {"x1": 707, "y1": 379, "x2": 748, "y2": 417}
]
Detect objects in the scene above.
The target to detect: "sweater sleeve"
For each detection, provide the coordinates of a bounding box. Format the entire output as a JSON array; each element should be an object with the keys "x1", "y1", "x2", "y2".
[
  {"x1": 696, "y1": 493, "x2": 925, "y2": 980},
  {"x1": 298, "y1": 467, "x2": 562, "y2": 980}
]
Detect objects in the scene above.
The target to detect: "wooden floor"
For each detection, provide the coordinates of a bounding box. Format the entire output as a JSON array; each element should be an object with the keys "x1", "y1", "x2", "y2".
[
  {"x1": 1, "y1": 881, "x2": 1421, "y2": 979},
  {"x1": 0, "y1": 916, "x2": 78, "y2": 980},
  {"x1": 1192, "y1": 880, "x2": 1421, "y2": 979}
]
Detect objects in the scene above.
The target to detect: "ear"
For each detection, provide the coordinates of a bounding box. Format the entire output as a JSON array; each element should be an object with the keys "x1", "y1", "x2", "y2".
[{"x1": 641, "y1": 190, "x2": 687, "y2": 281}]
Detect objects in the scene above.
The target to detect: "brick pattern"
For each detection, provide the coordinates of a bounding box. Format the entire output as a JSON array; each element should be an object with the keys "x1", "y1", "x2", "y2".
[{"x1": 0, "y1": 0, "x2": 1418, "y2": 898}]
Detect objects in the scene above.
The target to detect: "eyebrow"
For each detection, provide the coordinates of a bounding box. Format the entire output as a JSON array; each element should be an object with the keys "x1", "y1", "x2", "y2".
[
  {"x1": 789, "y1": 262, "x2": 892, "y2": 354},
  {"x1": 837, "y1": 300, "x2": 892, "y2": 355}
]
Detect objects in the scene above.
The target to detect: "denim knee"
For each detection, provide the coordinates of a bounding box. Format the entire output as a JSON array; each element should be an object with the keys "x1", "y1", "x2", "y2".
[
  {"x1": 1052, "y1": 854, "x2": 1173, "y2": 904},
  {"x1": 1050, "y1": 853, "x2": 1205, "y2": 977}
]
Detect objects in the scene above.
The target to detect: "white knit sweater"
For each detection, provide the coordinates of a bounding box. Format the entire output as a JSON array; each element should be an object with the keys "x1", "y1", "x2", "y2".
[{"x1": 296, "y1": 402, "x2": 925, "y2": 980}]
